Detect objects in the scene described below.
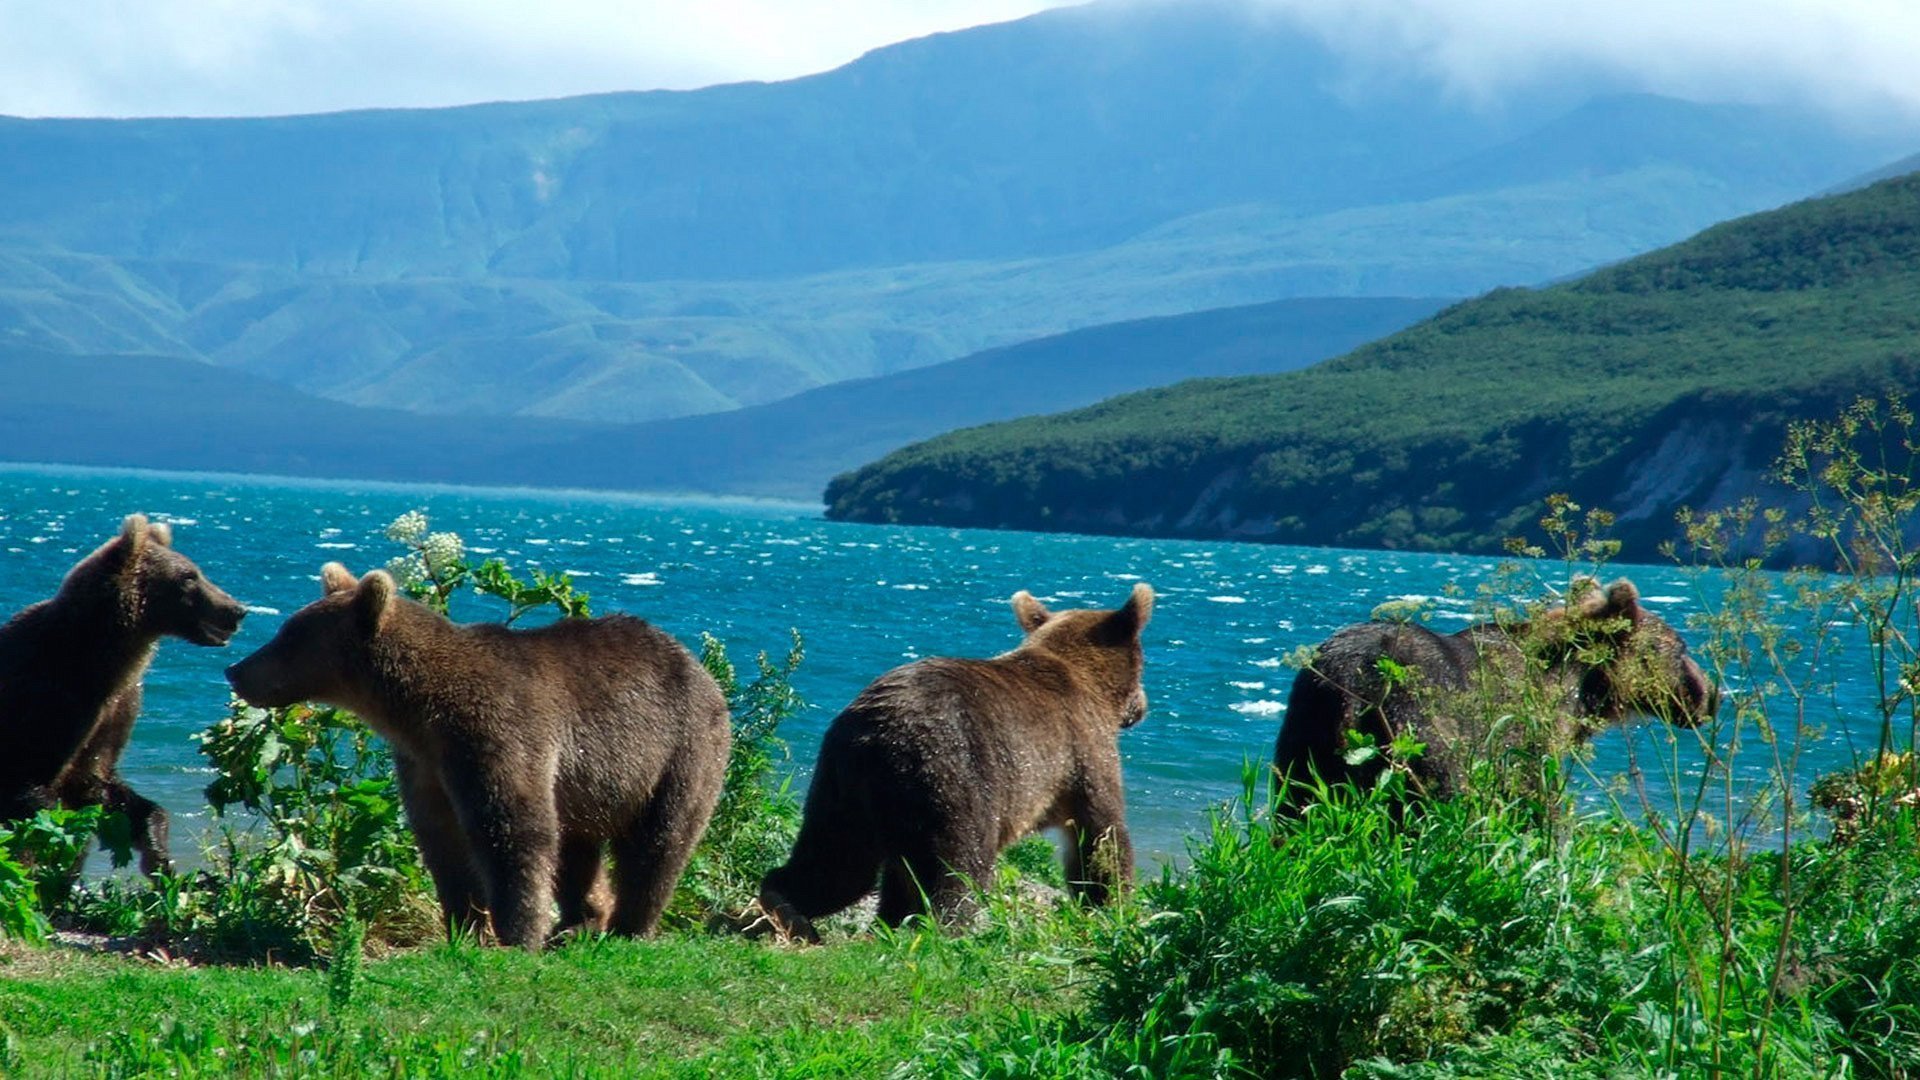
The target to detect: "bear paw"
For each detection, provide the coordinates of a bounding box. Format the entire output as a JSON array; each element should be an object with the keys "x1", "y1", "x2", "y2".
[{"x1": 736, "y1": 893, "x2": 822, "y2": 945}]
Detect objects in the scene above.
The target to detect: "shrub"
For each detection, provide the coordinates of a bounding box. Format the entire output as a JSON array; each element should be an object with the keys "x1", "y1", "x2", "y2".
[
  {"x1": 0, "y1": 806, "x2": 113, "y2": 942},
  {"x1": 669, "y1": 631, "x2": 807, "y2": 927}
]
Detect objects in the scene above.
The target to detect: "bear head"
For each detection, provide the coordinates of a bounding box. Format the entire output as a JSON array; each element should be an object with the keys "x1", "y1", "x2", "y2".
[
  {"x1": 1009, "y1": 582, "x2": 1155, "y2": 728},
  {"x1": 66, "y1": 513, "x2": 247, "y2": 646},
  {"x1": 1550, "y1": 577, "x2": 1718, "y2": 729},
  {"x1": 225, "y1": 563, "x2": 396, "y2": 711}
]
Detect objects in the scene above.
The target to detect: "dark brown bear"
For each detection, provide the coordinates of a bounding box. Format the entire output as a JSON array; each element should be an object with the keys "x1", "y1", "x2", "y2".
[
  {"x1": 0, "y1": 514, "x2": 247, "y2": 873},
  {"x1": 224, "y1": 564, "x2": 731, "y2": 949},
  {"x1": 1272, "y1": 578, "x2": 1718, "y2": 808},
  {"x1": 758, "y1": 583, "x2": 1154, "y2": 940}
]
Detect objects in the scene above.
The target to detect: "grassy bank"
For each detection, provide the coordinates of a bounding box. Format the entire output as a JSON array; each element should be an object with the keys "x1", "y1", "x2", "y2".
[
  {"x1": 5, "y1": 786, "x2": 1915, "y2": 1078},
  {"x1": 0, "y1": 905, "x2": 1085, "y2": 1078}
]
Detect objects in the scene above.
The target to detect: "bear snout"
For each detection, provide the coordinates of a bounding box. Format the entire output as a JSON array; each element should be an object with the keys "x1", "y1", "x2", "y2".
[
  {"x1": 196, "y1": 602, "x2": 247, "y2": 647},
  {"x1": 1668, "y1": 657, "x2": 1719, "y2": 729},
  {"x1": 225, "y1": 657, "x2": 288, "y2": 708},
  {"x1": 1685, "y1": 665, "x2": 1721, "y2": 729}
]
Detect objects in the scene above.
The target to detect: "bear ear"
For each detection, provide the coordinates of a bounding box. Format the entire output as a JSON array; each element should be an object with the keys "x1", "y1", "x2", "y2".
[
  {"x1": 118, "y1": 513, "x2": 151, "y2": 561},
  {"x1": 320, "y1": 562, "x2": 359, "y2": 596},
  {"x1": 356, "y1": 570, "x2": 396, "y2": 630},
  {"x1": 148, "y1": 521, "x2": 173, "y2": 547},
  {"x1": 1572, "y1": 577, "x2": 1641, "y2": 624},
  {"x1": 1108, "y1": 582, "x2": 1155, "y2": 640},
  {"x1": 1011, "y1": 590, "x2": 1052, "y2": 633}
]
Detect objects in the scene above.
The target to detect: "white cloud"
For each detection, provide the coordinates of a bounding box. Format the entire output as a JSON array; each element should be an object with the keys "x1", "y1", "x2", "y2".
[
  {"x1": 0, "y1": 0, "x2": 1079, "y2": 118},
  {"x1": 1258, "y1": 0, "x2": 1920, "y2": 121},
  {"x1": 3, "y1": 0, "x2": 1919, "y2": 121}
]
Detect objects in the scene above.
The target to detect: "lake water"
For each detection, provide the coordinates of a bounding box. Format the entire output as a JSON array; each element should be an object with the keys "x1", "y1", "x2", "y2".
[{"x1": 0, "y1": 463, "x2": 1892, "y2": 865}]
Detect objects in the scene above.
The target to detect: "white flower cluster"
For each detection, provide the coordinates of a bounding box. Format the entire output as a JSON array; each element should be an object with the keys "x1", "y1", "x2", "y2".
[
  {"x1": 384, "y1": 552, "x2": 429, "y2": 587},
  {"x1": 1369, "y1": 597, "x2": 1433, "y2": 625},
  {"x1": 422, "y1": 531, "x2": 466, "y2": 576},
  {"x1": 1282, "y1": 643, "x2": 1320, "y2": 671},
  {"x1": 384, "y1": 510, "x2": 429, "y2": 545}
]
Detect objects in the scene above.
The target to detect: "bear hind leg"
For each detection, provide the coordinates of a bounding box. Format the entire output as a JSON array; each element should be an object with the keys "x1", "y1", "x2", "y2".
[
  {"x1": 882, "y1": 841, "x2": 990, "y2": 929},
  {"x1": 607, "y1": 758, "x2": 724, "y2": 938},
  {"x1": 877, "y1": 857, "x2": 921, "y2": 926},
  {"x1": 555, "y1": 836, "x2": 611, "y2": 935},
  {"x1": 758, "y1": 828, "x2": 885, "y2": 929}
]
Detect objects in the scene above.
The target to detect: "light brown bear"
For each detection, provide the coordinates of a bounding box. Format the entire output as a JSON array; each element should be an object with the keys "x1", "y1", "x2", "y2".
[
  {"x1": 0, "y1": 514, "x2": 246, "y2": 874},
  {"x1": 224, "y1": 563, "x2": 731, "y2": 949},
  {"x1": 758, "y1": 583, "x2": 1154, "y2": 940}
]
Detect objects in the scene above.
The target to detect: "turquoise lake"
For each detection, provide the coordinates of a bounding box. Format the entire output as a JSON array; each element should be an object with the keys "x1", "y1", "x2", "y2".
[{"x1": 0, "y1": 463, "x2": 1890, "y2": 865}]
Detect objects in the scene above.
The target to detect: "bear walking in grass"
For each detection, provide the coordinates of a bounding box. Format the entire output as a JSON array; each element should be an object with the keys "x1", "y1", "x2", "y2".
[
  {"x1": 1273, "y1": 578, "x2": 1718, "y2": 809},
  {"x1": 0, "y1": 514, "x2": 247, "y2": 874},
  {"x1": 758, "y1": 583, "x2": 1154, "y2": 941},
  {"x1": 224, "y1": 563, "x2": 730, "y2": 949}
]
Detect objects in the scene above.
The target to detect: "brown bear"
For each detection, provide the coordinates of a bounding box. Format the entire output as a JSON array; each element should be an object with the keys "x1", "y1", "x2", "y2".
[
  {"x1": 1272, "y1": 578, "x2": 1719, "y2": 809},
  {"x1": 757, "y1": 583, "x2": 1154, "y2": 941},
  {"x1": 224, "y1": 563, "x2": 731, "y2": 949},
  {"x1": 0, "y1": 514, "x2": 247, "y2": 873}
]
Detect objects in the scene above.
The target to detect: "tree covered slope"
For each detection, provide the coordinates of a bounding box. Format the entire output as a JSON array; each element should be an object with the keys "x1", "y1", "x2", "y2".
[{"x1": 824, "y1": 173, "x2": 1920, "y2": 559}]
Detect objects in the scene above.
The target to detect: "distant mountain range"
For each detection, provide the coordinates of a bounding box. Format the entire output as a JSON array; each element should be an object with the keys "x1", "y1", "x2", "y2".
[
  {"x1": 0, "y1": 296, "x2": 1443, "y2": 498},
  {"x1": 825, "y1": 172, "x2": 1920, "y2": 562},
  {"x1": 2, "y1": 0, "x2": 1915, "y2": 429},
  {"x1": 480, "y1": 296, "x2": 1449, "y2": 497}
]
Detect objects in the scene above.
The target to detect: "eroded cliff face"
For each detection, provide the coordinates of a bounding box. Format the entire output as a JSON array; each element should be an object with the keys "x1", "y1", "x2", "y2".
[{"x1": 825, "y1": 393, "x2": 1854, "y2": 565}]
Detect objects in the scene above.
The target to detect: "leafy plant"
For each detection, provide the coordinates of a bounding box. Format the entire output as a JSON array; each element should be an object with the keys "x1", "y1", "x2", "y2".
[
  {"x1": 0, "y1": 806, "x2": 112, "y2": 942},
  {"x1": 669, "y1": 631, "x2": 807, "y2": 927}
]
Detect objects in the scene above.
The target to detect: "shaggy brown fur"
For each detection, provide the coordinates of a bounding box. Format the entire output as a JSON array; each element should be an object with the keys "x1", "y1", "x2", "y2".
[
  {"x1": 224, "y1": 564, "x2": 730, "y2": 949},
  {"x1": 758, "y1": 583, "x2": 1154, "y2": 940},
  {"x1": 1273, "y1": 578, "x2": 1718, "y2": 808},
  {"x1": 0, "y1": 514, "x2": 246, "y2": 873}
]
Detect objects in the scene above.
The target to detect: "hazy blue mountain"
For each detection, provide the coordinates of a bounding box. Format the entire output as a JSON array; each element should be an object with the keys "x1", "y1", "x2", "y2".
[
  {"x1": 0, "y1": 348, "x2": 598, "y2": 482},
  {"x1": 481, "y1": 296, "x2": 1451, "y2": 497},
  {"x1": 0, "y1": 296, "x2": 1444, "y2": 497},
  {"x1": 1, "y1": 1, "x2": 1915, "y2": 425},
  {"x1": 1830, "y1": 152, "x2": 1920, "y2": 193}
]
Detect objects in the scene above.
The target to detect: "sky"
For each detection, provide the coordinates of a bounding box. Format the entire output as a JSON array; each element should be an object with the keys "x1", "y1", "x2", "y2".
[
  {"x1": 2, "y1": 0, "x2": 1918, "y2": 120},
  {"x1": 0, "y1": 0, "x2": 1080, "y2": 118}
]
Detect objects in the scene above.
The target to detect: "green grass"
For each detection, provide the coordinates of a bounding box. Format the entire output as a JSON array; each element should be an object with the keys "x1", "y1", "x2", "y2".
[
  {"x1": 5, "y1": 794, "x2": 1916, "y2": 1079},
  {"x1": 826, "y1": 172, "x2": 1920, "y2": 560},
  {"x1": 0, "y1": 911, "x2": 1086, "y2": 1078}
]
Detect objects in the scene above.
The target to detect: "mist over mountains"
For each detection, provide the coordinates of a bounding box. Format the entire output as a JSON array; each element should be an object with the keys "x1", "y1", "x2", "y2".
[{"x1": 1, "y1": 0, "x2": 1915, "y2": 456}]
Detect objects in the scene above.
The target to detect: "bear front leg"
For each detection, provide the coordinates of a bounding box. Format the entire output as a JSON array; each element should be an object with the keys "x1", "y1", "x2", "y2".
[
  {"x1": 1063, "y1": 781, "x2": 1133, "y2": 907},
  {"x1": 445, "y1": 755, "x2": 562, "y2": 950},
  {"x1": 394, "y1": 754, "x2": 485, "y2": 939},
  {"x1": 52, "y1": 768, "x2": 171, "y2": 875},
  {"x1": 100, "y1": 780, "x2": 172, "y2": 876}
]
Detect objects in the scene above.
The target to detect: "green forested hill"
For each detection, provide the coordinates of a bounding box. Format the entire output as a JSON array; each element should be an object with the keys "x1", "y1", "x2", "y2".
[{"x1": 824, "y1": 173, "x2": 1920, "y2": 559}]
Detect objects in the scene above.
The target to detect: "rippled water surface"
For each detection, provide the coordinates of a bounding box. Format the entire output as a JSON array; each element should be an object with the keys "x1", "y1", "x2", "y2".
[{"x1": 0, "y1": 464, "x2": 1891, "y2": 864}]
